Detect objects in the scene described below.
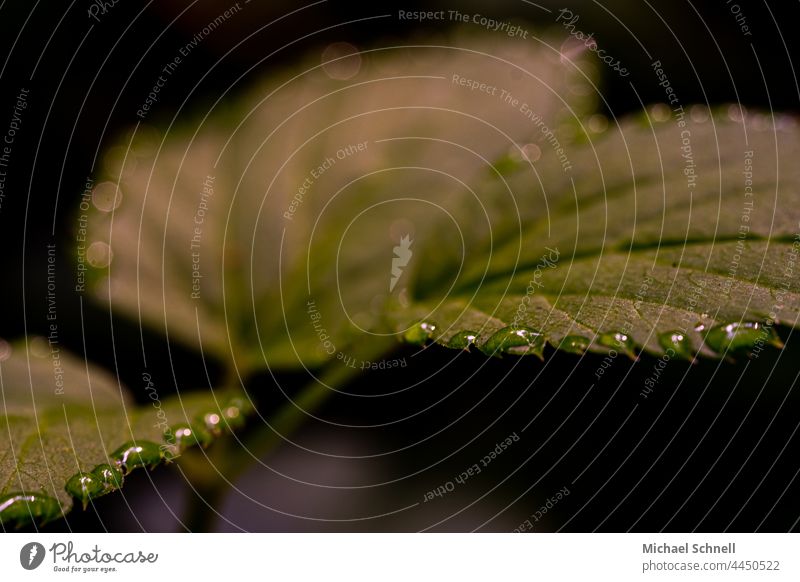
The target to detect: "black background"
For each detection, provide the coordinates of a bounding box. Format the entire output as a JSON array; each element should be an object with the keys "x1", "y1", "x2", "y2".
[{"x1": 1, "y1": 0, "x2": 799, "y2": 532}]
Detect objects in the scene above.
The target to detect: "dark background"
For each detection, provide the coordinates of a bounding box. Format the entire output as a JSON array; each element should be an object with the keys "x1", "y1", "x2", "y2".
[{"x1": 1, "y1": 0, "x2": 799, "y2": 532}]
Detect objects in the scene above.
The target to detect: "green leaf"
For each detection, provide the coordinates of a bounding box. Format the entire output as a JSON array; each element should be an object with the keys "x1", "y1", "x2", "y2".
[
  {"x1": 85, "y1": 34, "x2": 594, "y2": 372},
  {"x1": 394, "y1": 110, "x2": 800, "y2": 359},
  {"x1": 0, "y1": 340, "x2": 250, "y2": 526}
]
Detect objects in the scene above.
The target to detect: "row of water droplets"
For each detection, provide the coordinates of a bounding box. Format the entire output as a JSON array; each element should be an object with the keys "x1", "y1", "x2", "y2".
[{"x1": 403, "y1": 320, "x2": 782, "y2": 360}]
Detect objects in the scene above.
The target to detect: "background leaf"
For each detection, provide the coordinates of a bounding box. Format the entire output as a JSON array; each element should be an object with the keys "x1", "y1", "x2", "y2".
[{"x1": 86, "y1": 33, "x2": 595, "y2": 372}]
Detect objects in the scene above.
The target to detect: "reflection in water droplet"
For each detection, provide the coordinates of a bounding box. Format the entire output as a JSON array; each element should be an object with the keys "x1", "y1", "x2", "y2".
[
  {"x1": 110, "y1": 441, "x2": 163, "y2": 473},
  {"x1": 91, "y1": 182, "x2": 123, "y2": 212},
  {"x1": 558, "y1": 335, "x2": 590, "y2": 354},
  {"x1": 598, "y1": 331, "x2": 634, "y2": 354},
  {"x1": 0, "y1": 492, "x2": 61, "y2": 525},
  {"x1": 0, "y1": 338, "x2": 11, "y2": 362},
  {"x1": 447, "y1": 330, "x2": 478, "y2": 350},
  {"x1": 65, "y1": 472, "x2": 103, "y2": 509},
  {"x1": 705, "y1": 321, "x2": 782, "y2": 355},
  {"x1": 166, "y1": 423, "x2": 212, "y2": 450},
  {"x1": 481, "y1": 327, "x2": 545, "y2": 358},
  {"x1": 87, "y1": 241, "x2": 113, "y2": 268},
  {"x1": 321, "y1": 42, "x2": 362, "y2": 80},
  {"x1": 404, "y1": 321, "x2": 437, "y2": 345},
  {"x1": 91, "y1": 463, "x2": 123, "y2": 490},
  {"x1": 658, "y1": 331, "x2": 693, "y2": 359},
  {"x1": 200, "y1": 412, "x2": 223, "y2": 436}
]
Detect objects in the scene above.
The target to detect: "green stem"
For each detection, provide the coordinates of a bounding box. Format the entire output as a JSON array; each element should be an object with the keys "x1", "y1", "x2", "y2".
[{"x1": 179, "y1": 340, "x2": 394, "y2": 531}]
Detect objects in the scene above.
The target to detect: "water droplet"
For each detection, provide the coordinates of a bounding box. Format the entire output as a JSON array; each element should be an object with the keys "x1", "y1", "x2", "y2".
[
  {"x1": 658, "y1": 331, "x2": 693, "y2": 359},
  {"x1": 65, "y1": 472, "x2": 103, "y2": 510},
  {"x1": 598, "y1": 331, "x2": 635, "y2": 354},
  {"x1": 91, "y1": 181, "x2": 123, "y2": 212},
  {"x1": 87, "y1": 241, "x2": 113, "y2": 268},
  {"x1": 29, "y1": 336, "x2": 49, "y2": 358},
  {"x1": 225, "y1": 395, "x2": 255, "y2": 417},
  {"x1": 705, "y1": 322, "x2": 782, "y2": 355},
  {"x1": 199, "y1": 412, "x2": 223, "y2": 436},
  {"x1": 221, "y1": 405, "x2": 245, "y2": 431},
  {"x1": 110, "y1": 441, "x2": 163, "y2": 473},
  {"x1": 650, "y1": 103, "x2": 671, "y2": 122},
  {"x1": 321, "y1": 42, "x2": 361, "y2": 80},
  {"x1": 694, "y1": 322, "x2": 706, "y2": 332},
  {"x1": 521, "y1": 143, "x2": 542, "y2": 162},
  {"x1": 91, "y1": 463, "x2": 123, "y2": 491},
  {"x1": 403, "y1": 321, "x2": 437, "y2": 345},
  {"x1": 587, "y1": 114, "x2": 608, "y2": 133},
  {"x1": 727, "y1": 104, "x2": 746, "y2": 123},
  {"x1": 558, "y1": 335, "x2": 590, "y2": 354},
  {"x1": 447, "y1": 331, "x2": 478, "y2": 350},
  {"x1": 690, "y1": 105, "x2": 709, "y2": 123},
  {"x1": 165, "y1": 423, "x2": 212, "y2": 451},
  {"x1": 480, "y1": 326, "x2": 545, "y2": 358},
  {"x1": 0, "y1": 492, "x2": 61, "y2": 525}
]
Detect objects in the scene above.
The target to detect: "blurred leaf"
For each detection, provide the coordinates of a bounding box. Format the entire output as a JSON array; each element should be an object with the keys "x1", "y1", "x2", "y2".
[{"x1": 86, "y1": 33, "x2": 593, "y2": 372}]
